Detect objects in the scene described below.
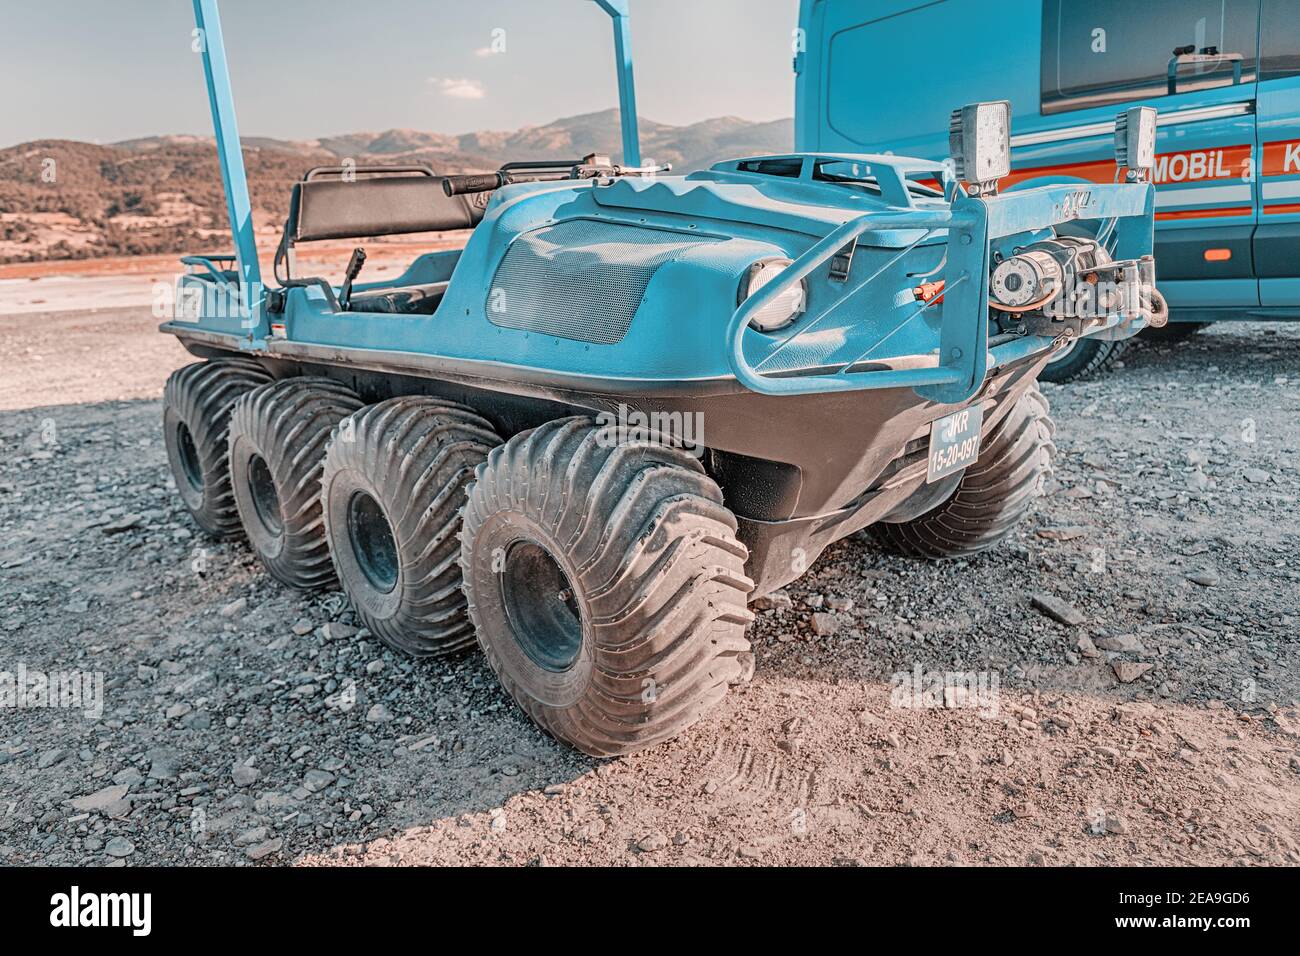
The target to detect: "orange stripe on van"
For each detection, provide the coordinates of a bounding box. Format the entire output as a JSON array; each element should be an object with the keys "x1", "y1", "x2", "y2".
[
  {"x1": 917, "y1": 139, "x2": 1300, "y2": 214},
  {"x1": 1002, "y1": 159, "x2": 1117, "y2": 188},
  {"x1": 1003, "y1": 147, "x2": 1254, "y2": 189},
  {"x1": 1155, "y1": 206, "x2": 1253, "y2": 220},
  {"x1": 1261, "y1": 140, "x2": 1300, "y2": 177}
]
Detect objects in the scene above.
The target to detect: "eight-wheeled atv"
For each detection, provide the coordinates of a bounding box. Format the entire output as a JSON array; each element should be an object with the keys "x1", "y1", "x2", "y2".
[{"x1": 162, "y1": 1, "x2": 1163, "y2": 755}]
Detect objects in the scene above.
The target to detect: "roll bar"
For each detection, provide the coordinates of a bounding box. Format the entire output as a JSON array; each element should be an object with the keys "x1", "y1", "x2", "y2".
[{"x1": 190, "y1": 0, "x2": 642, "y2": 343}]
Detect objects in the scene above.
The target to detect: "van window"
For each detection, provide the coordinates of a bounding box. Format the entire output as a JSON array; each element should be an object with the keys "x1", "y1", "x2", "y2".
[
  {"x1": 1040, "y1": 0, "x2": 1258, "y2": 114},
  {"x1": 1260, "y1": 0, "x2": 1300, "y2": 80}
]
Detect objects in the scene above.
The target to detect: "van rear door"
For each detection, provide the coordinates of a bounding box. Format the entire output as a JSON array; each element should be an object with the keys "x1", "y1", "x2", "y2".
[
  {"x1": 1254, "y1": 0, "x2": 1300, "y2": 307},
  {"x1": 795, "y1": 0, "x2": 1042, "y2": 160}
]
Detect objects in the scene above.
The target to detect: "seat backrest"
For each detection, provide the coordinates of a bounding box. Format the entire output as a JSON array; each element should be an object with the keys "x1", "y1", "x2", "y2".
[{"x1": 289, "y1": 167, "x2": 491, "y2": 242}]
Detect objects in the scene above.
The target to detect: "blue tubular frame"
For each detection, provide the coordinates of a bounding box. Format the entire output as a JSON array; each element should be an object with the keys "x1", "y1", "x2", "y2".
[
  {"x1": 727, "y1": 207, "x2": 970, "y2": 395},
  {"x1": 727, "y1": 181, "x2": 1154, "y2": 405},
  {"x1": 594, "y1": 0, "x2": 641, "y2": 167},
  {"x1": 193, "y1": 0, "x2": 263, "y2": 342},
  {"x1": 179, "y1": 253, "x2": 238, "y2": 286},
  {"x1": 190, "y1": 0, "x2": 642, "y2": 339}
]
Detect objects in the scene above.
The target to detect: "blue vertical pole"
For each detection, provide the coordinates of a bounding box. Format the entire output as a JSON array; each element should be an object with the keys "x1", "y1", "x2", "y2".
[
  {"x1": 193, "y1": 0, "x2": 264, "y2": 339},
  {"x1": 594, "y1": 0, "x2": 641, "y2": 167}
]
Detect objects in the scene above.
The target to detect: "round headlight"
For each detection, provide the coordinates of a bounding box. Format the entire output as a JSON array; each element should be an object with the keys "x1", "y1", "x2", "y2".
[{"x1": 740, "y1": 258, "x2": 806, "y2": 332}]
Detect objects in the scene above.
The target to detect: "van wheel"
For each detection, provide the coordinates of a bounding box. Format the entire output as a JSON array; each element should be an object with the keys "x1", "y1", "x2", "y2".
[
  {"x1": 460, "y1": 418, "x2": 755, "y2": 757},
  {"x1": 321, "y1": 397, "x2": 501, "y2": 657},
  {"x1": 1038, "y1": 337, "x2": 1127, "y2": 384},
  {"x1": 869, "y1": 385, "x2": 1055, "y2": 560},
  {"x1": 163, "y1": 358, "x2": 272, "y2": 537},
  {"x1": 228, "y1": 378, "x2": 363, "y2": 589}
]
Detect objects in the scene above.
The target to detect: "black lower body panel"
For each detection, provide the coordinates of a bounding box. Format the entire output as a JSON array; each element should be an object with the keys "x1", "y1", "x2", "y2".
[{"x1": 166, "y1": 327, "x2": 1046, "y2": 596}]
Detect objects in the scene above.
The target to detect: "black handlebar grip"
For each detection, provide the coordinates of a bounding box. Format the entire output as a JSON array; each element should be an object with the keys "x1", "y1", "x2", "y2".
[{"x1": 442, "y1": 173, "x2": 505, "y2": 196}]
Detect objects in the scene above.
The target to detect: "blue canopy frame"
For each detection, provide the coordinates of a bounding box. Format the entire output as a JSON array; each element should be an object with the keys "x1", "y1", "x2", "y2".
[{"x1": 189, "y1": 0, "x2": 643, "y2": 343}]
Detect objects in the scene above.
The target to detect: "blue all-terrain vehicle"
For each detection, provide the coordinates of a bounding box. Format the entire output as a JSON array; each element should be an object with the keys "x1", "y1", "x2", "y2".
[{"x1": 161, "y1": 0, "x2": 1164, "y2": 755}]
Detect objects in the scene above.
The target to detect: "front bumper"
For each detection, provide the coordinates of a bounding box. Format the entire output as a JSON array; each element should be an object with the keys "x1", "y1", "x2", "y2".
[{"x1": 727, "y1": 181, "x2": 1155, "y2": 404}]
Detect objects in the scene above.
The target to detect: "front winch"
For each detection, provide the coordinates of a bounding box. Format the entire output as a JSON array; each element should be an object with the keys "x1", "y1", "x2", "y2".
[
  {"x1": 990, "y1": 249, "x2": 1064, "y2": 310},
  {"x1": 989, "y1": 237, "x2": 1164, "y2": 335}
]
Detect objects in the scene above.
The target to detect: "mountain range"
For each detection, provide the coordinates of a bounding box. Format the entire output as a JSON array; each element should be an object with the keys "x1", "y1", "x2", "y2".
[{"x1": 0, "y1": 110, "x2": 791, "y2": 263}]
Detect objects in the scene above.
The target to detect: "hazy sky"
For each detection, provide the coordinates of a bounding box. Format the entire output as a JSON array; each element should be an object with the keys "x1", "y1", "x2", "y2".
[{"x1": 2, "y1": 0, "x2": 799, "y2": 145}]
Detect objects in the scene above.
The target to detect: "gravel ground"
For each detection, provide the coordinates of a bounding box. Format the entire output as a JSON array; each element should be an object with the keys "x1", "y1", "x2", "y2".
[{"x1": 0, "y1": 307, "x2": 1297, "y2": 866}]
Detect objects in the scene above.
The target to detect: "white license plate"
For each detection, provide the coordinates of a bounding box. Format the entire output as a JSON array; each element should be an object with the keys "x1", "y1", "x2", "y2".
[{"x1": 927, "y1": 405, "x2": 983, "y2": 483}]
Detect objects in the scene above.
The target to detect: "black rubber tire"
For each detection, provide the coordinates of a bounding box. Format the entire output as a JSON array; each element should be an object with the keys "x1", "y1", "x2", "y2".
[
  {"x1": 869, "y1": 385, "x2": 1056, "y2": 560},
  {"x1": 1140, "y1": 321, "x2": 1210, "y2": 343},
  {"x1": 460, "y1": 418, "x2": 755, "y2": 757},
  {"x1": 228, "y1": 378, "x2": 363, "y2": 590},
  {"x1": 1037, "y1": 337, "x2": 1128, "y2": 384},
  {"x1": 321, "y1": 397, "x2": 502, "y2": 657},
  {"x1": 163, "y1": 358, "x2": 272, "y2": 538}
]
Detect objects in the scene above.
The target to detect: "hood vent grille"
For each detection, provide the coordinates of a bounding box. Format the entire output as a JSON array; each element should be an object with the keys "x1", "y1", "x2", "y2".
[{"x1": 486, "y1": 219, "x2": 718, "y2": 344}]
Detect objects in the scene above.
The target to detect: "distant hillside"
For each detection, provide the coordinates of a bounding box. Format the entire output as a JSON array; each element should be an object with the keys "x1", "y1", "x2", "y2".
[{"x1": 0, "y1": 110, "x2": 791, "y2": 264}]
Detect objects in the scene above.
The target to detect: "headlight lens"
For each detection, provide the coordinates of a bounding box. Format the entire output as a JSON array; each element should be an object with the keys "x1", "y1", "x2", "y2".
[{"x1": 740, "y1": 258, "x2": 806, "y2": 332}]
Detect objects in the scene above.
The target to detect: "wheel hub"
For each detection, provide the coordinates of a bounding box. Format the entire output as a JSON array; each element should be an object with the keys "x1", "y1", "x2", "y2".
[
  {"x1": 347, "y1": 491, "x2": 399, "y2": 593},
  {"x1": 499, "y1": 540, "x2": 582, "y2": 672},
  {"x1": 175, "y1": 422, "x2": 203, "y2": 492},
  {"x1": 246, "y1": 454, "x2": 283, "y2": 536}
]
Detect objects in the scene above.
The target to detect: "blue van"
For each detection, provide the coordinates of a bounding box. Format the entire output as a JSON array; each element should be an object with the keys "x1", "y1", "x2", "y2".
[{"x1": 795, "y1": 0, "x2": 1300, "y2": 380}]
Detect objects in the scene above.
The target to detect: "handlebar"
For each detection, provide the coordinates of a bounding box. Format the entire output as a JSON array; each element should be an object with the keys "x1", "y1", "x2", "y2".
[
  {"x1": 443, "y1": 156, "x2": 672, "y2": 197},
  {"x1": 442, "y1": 172, "x2": 509, "y2": 197}
]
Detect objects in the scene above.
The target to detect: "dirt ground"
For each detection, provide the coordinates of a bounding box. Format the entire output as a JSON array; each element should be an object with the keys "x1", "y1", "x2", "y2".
[{"x1": 0, "y1": 303, "x2": 1297, "y2": 866}]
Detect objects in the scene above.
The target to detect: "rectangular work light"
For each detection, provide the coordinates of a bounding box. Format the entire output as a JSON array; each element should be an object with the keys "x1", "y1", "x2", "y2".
[
  {"x1": 1115, "y1": 106, "x2": 1157, "y2": 177},
  {"x1": 948, "y1": 100, "x2": 1011, "y2": 193}
]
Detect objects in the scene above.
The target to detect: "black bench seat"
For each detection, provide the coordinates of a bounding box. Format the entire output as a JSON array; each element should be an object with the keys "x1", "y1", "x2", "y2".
[{"x1": 276, "y1": 165, "x2": 490, "y2": 315}]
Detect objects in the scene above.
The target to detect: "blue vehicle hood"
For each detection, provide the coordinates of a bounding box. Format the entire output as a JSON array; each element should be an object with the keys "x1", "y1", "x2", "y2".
[{"x1": 591, "y1": 172, "x2": 945, "y2": 248}]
